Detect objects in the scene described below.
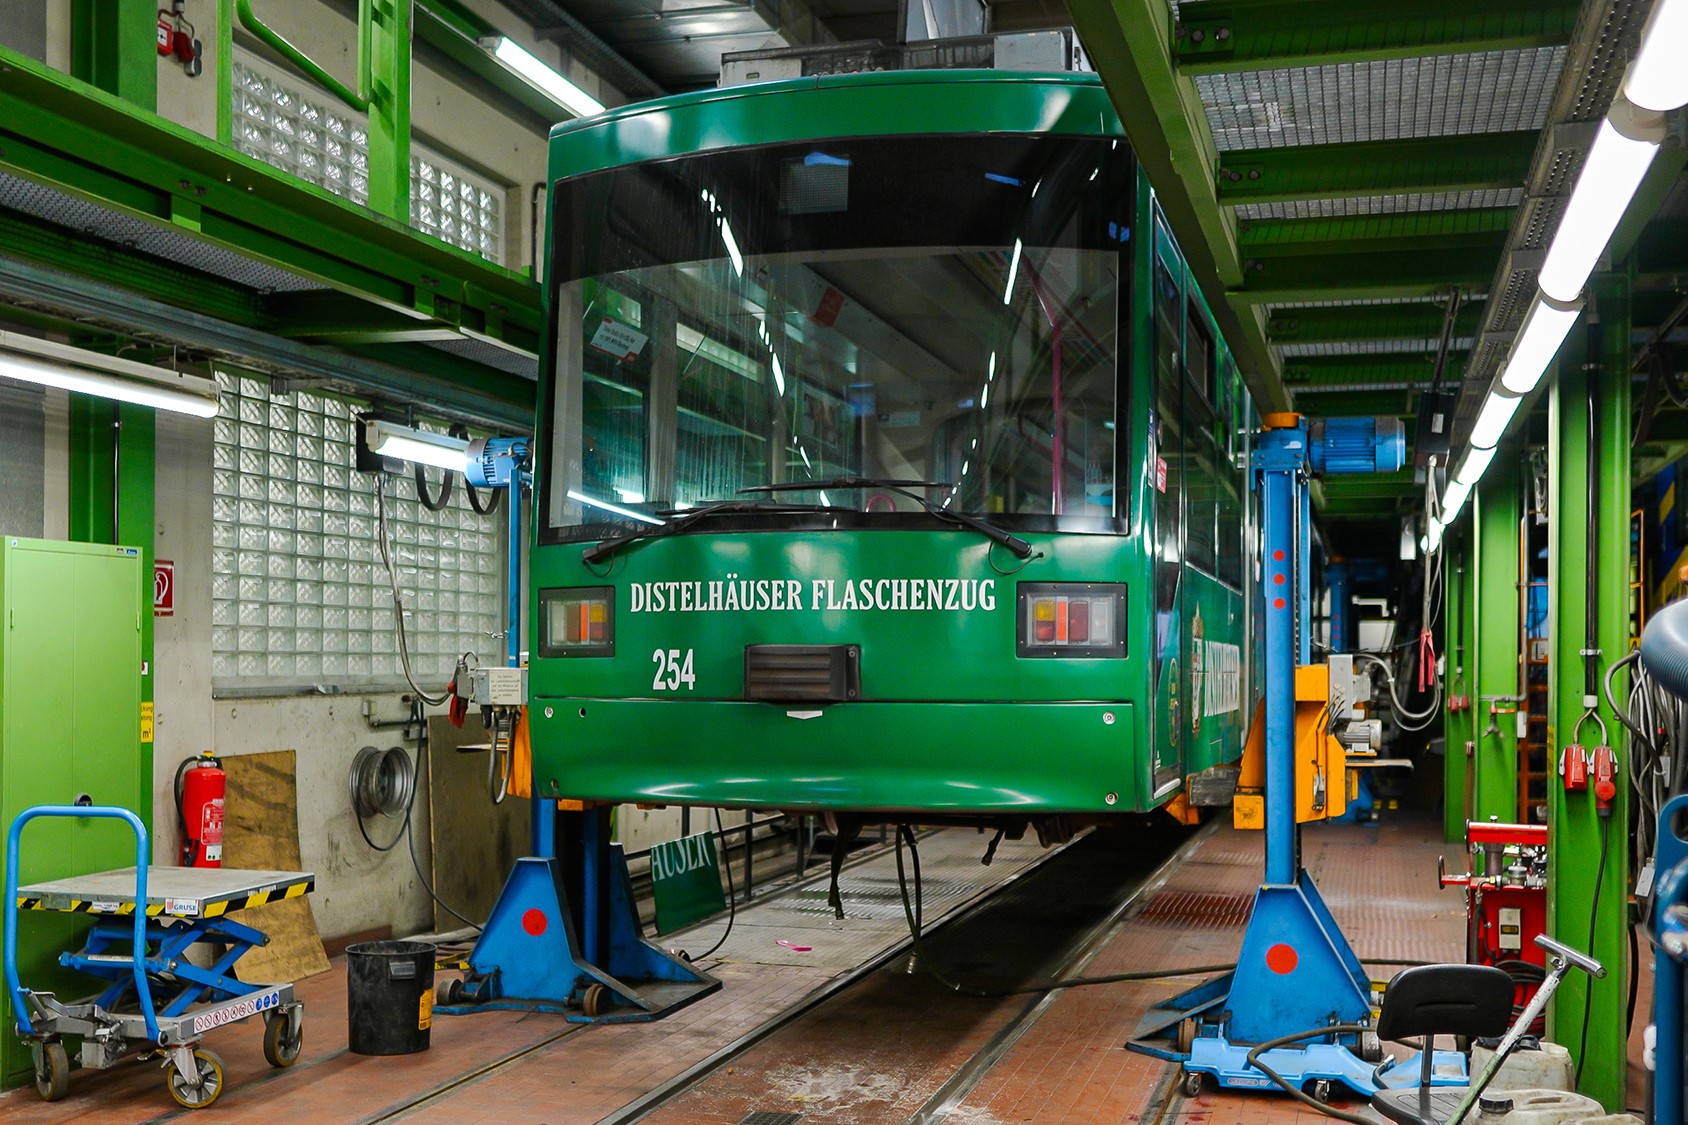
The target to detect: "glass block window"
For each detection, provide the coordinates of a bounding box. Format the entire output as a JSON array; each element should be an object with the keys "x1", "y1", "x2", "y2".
[
  {"x1": 232, "y1": 54, "x2": 504, "y2": 263},
  {"x1": 211, "y1": 372, "x2": 504, "y2": 689}
]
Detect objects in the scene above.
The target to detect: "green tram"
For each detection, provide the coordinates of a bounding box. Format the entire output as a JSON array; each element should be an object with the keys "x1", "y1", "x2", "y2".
[{"x1": 527, "y1": 70, "x2": 1259, "y2": 838}]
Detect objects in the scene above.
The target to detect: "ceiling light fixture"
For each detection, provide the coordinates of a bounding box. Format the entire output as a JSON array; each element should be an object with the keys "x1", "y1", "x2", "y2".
[
  {"x1": 1537, "y1": 100, "x2": 1664, "y2": 302},
  {"x1": 0, "y1": 332, "x2": 219, "y2": 417},
  {"x1": 1623, "y1": 0, "x2": 1688, "y2": 113},
  {"x1": 364, "y1": 419, "x2": 472, "y2": 472},
  {"x1": 1499, "y1": 294, "x2": 1583, "y2": 395},
  {"x1": 479, "y1": 36, "x2": 605, "y2": 119},
  {"x1": 1468, "y1": 393, "x2": 1523, "y2": 452}
]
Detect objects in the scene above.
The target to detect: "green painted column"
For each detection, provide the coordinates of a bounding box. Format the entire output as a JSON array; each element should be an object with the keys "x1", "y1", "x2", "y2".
[
  {"x1": 1545, "y1": 271, "x2": 1631, "y2": 1108},
  {"x1": 68, "y1": 397, "x2": 156, "y2": 823},
  {"x1": 70, "y1": 0, "x2": 158, "y2": 110},
  {"x1": 366, "y1": 0, "x2": 413, "y2": 223},
  {"x1": 1472, "y1": 454, "x2": 1521, "y2": 823},
  {"x1": 1444, "y1": 526, "x2": 1477, "y2": 842}
]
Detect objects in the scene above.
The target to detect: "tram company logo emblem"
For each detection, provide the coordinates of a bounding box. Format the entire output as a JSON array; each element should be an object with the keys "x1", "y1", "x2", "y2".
[{"x1": 1191, "y1": 607, "x2": 1204, "y2": 736}]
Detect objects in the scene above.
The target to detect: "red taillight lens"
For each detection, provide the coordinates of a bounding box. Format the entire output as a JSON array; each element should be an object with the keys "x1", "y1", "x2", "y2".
[
  {"x1": 1018, "y1": 584, "x2": 1125, "y2": 658},
  {"x1": 540, "y1": 586, "x2": 615, "y2": 656}
]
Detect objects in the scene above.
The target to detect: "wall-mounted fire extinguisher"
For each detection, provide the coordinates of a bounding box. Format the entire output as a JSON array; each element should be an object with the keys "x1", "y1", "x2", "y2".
[{"x1": 174, "y1": 751, "x2": 225, "y2": 867}]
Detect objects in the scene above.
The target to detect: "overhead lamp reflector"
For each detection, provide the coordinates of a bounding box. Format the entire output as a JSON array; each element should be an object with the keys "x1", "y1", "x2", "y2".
[
  {"x1": 1537, "y1": 106, "x2": 1662, "y2": 302},
  {"x1": 1454, "y1": 444, "x2": 1497, "y2": 487},
  {"x1": 1624, "y1": 0, "x2": 1688, "y2": 112},
  {"x1": 1469, "y1": 393, "x2": 1523, "y2": 451},
  {"x1": 365, "y1": 420, "x2": 473, "y2": 472},
  {"x1": 480, "y1": 37, "x2": 605, "y2": 119},
  {"x1": 1441, "y1": 478, "x2": 1474, "y2": 525},
  {"x1": 1499, "y1": 294, "x2": 1582, "y2": 395},
  {"x1": 0, "y1": 334, "x2": 219, "y2": 418}
]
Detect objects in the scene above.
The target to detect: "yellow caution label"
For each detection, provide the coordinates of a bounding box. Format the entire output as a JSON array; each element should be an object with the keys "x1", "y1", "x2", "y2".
[
  {"x1": 140, "y1": 702, "x2": 154, "y2": 744},
  {"x1": 418, "y1": 988, "x2": 433, "y2": 1030}
]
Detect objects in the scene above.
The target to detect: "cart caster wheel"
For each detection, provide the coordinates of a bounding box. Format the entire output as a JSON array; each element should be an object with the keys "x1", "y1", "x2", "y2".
[
  {"x1": 167, "y1": 1048, "x2": 225, "y2": 1109},
  {"x1": 582, "y1": 982, "x2": 609, "y2": 1018},
  {"x1": 1182, "y1": 1069, "x2": 1204, "y2": 1098},
  {"x1": 263, "y1": 1010, "x2": 303, "y2": 1068},
  {"x1": 1308, "y1": 1079, "x2": 1332, "y2": 1105},
  {"x1": 436, "y1": 977, "x2": 464, "y2": 1007},
  {"x1": 32, "y1": 1041, "x2": 69, "y2": 1102}
]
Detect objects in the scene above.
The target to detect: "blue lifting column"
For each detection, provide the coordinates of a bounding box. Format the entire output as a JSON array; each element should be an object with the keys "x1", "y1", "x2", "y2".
[{"x1": 1131, "y1": 415, "x2": 1463, "y2": 1099}]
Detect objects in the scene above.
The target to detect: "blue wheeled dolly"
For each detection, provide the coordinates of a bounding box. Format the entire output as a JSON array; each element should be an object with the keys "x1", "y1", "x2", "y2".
[{"x1": 5, "y1": 805, "x2": 315, "y2": 1109}]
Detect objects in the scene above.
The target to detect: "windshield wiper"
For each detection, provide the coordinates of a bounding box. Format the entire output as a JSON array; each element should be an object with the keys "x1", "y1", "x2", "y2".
[
  {"x1": 741, "y1": 477, "x2": 1034, "y2": 559},
  {"x1": 582, "y1": 499, "x2": 825, "y2": 566}
]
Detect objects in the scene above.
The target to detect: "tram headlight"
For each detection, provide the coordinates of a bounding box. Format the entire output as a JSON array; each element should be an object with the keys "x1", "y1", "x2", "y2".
[
  {"x1": 539, "y1": 586, "x2": 615, "y2": 657},
  {"x1": 1017, "y1": 583, "x2": 1127, "y2": 658}
]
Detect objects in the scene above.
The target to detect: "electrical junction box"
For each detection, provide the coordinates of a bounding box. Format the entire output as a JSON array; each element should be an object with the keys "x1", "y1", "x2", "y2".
[
  {"x1": 1498, "y1": 906, "x2": 1523, "y2": 951},
  {"x1": 0, "y1": 537, "x2": 146, "y2": 1090},
  {"x1": 465, "y1": 666, "x2": 527, "y2": 707}
]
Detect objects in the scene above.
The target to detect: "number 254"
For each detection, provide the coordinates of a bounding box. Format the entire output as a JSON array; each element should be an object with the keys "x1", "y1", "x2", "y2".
[{"x1": 651, "y1": 648, "x2": 696, "y2": 691}]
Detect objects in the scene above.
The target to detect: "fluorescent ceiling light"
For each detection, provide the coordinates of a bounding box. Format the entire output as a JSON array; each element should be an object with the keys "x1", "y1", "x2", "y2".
[
  {"x1": 366, "y1": 420, "x2": 472, "y2": 472},
  {"x1": 1441, "y1": 478, "x2": 1474, "y2": 525},
  {"x1": 0, "y1": 334, "x2": 219, "y2": 417},
  {"x1": 480, "y1": 36, "x2": 604, "y2": 119},
  {"x1": 1499, "y1": 294, "x2": 1582, "y2": 395},
  {"x1": 1454, "y1": 444, "x2": 1497, "y2": 487},
  {"x1": 567, "y1": 488, "x2": 664, "y2": 525},
  {"x1": 1537, "y1": 106, "x2": 1662, "y2": 302},
  {"x1": 1469, "y1": 392, "x2": 1523, "y2": 450},
  {"x1": 1423, "y1": 520, "x2": 1444, "y2": 555},
  {"x1": 1624, "y1": 0, "x2": 1688, "y2": 112}
]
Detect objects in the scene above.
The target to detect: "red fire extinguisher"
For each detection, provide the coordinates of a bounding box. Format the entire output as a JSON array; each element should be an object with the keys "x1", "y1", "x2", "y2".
[{"x1": 175, "y1": 751, "x2": 225, "y2": 867}]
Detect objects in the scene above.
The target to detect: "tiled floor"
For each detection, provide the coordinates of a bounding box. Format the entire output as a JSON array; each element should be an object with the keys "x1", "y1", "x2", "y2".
[{"x1": 0, "y1": 817, "x2": 1644, "y2": 1125}]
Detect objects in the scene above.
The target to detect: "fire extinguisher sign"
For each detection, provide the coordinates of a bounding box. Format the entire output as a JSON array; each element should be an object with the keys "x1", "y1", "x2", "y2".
[{"x1": 154, "y1": 559, "x2": 175, "y2": 617}]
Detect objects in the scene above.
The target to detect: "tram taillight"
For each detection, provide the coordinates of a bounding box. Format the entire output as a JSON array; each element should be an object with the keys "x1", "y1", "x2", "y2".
[
  {"x1": 538, "y1": 586, "x2": 615, "y2": 657},
  {"x1": 1017, "y1": 584, "x2": 1128, "y2": 658}
]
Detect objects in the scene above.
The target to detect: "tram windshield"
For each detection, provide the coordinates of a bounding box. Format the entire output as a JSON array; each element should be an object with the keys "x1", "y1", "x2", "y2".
[{"x1": 542, "y1": 133, "x2": 1132, "y2": 543}]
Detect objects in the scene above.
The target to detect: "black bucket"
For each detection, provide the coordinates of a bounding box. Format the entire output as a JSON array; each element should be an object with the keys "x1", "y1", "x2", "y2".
[{"x1": 345, "y1": 940, "x2": 436, "y2": 1056}]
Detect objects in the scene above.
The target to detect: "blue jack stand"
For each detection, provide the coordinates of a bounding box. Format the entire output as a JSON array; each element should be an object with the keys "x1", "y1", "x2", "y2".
[
  {"x1": 433, "y1": 452, "x2": 718, "y2": 1022},
  {"x1": 1130, "y1": 416, "x2": 1465, "y2": 1100},
  {"x1": 439, "y1": 805, "x2": 719, "y2": 1021}
]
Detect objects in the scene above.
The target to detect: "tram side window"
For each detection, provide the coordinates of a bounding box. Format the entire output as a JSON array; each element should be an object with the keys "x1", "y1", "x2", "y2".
[
  {"x1": 1152, "y1": 259, "x2": 1182, "y2": 565},
  {"x1": 1183, "y1": 307, "x2": 1217, "y2": 575},
  {"x1": 1216, "y1": 358, "x2": 1244, "y2": 588}
]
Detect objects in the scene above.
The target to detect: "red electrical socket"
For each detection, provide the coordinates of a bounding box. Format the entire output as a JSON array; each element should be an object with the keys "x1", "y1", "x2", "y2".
[
  {"x1": 1560, "y1": 743, "x2": 1589, "y2": 793},
  {"x1": 1591, "y1": 745, "x2": 1616, "y2": 815}
]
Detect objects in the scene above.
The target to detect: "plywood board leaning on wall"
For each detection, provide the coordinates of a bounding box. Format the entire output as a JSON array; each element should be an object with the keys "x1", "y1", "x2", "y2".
[
  {"x1": 223, "y1": 750, "x2": 331, "y2": 982},
  {"x1": 428, "y1": 715, "x2": 527, "y2": 932}
]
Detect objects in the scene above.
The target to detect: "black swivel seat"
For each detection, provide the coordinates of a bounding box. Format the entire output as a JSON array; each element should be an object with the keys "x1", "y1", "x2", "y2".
[{"x1": 1371, "y1": 964, "x2": 1517, "y2": 1125}]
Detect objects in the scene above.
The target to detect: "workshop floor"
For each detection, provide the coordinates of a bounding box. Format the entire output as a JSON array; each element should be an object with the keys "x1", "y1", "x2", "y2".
[{"x1": 0, "y1": 817, "x2": 1650, "y2": 1124}]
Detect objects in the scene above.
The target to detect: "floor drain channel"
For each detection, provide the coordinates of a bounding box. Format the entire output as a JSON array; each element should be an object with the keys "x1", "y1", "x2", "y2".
[{"x1": 738, "y1": 1113, "x2": 804, "y2": 1125}]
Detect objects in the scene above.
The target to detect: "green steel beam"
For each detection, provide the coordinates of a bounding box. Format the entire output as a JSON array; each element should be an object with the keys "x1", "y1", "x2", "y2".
[
  {"x1": 1268, "y1": 302, "x2": 1483, "y2": 344},
  {"x1": 1064, "y1": 0, "x2": 1289, "y2": 411},
  {"x1": 1236, "y1": 236, "x2": 1505, "y2": 303},
  {"x1": 0, "y1": 47, "x2": 539, "y2": 340},
  {"x1": 1218, "y1": 131, "x2": 1537, "y2": 205},
  {"x1": 366, "y1": 0, "x2": 413, "y2": 222},
  {"x1": 1444, "y1": 530, "x2": 1477, "y2": 841},
  {"x1": 1546, "y1": 274, "x2": 1631, "y2": 1108},
  {"x1": 1173, "y1": 0, "x2": 1580, "y2": 75},
  {"x1": 71, "y1": 0, "x2": 157, "y2": 110},
  {"x1": 1238, "y1": 208, "x2": 1515, "y2": 253},
  {"x1": 1471, "y1": 454, "x2": 1520, "y2": 823},
  {"x1": 1282, "y1": 352, "x2": 1467, "y2": 387}
]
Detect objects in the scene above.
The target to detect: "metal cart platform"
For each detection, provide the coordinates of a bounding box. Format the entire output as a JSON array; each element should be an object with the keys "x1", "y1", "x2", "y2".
[{"x1": 5, "y1": 804, "x2": 315, "y2": 1109}]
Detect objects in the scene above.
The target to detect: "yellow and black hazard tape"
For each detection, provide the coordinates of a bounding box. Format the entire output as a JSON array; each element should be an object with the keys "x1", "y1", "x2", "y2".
[{"x1": 15, "y1": 878, "x2": 314, "y2": 918}]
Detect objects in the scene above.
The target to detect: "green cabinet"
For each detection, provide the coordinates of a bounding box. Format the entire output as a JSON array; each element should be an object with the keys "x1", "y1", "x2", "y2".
[{"x1": 0, "y1": 537, "x2": 147, "y2": 1090}]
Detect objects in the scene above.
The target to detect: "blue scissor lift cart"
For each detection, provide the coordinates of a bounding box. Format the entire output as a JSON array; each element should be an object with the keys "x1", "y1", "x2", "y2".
[{"x1": 5, "y1": 805, "x2": 314, "y2": 1109}]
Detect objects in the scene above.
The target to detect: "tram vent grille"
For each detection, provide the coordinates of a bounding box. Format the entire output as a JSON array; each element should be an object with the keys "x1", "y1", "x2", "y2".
[
  {"x1": 744, "y1": 645, "x2": 861, "y2": 703},
  {"x1": 739, "y1": 1113, "x2": 804, "y2": 1125}
]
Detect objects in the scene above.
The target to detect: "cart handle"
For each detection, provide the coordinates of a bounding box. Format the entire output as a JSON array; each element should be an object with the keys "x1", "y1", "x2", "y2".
[{"x1": 5, "y1": 806, "x2": 159, "y2": 1043}]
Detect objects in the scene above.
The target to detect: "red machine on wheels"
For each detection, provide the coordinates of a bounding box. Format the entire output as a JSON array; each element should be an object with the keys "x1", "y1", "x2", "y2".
[
  {"x1": 174, "y1": 751, "x2": 225, "y2": 868},
  {"x1": 1440, "y1": 820, "x2": 1550, "y2": 1029}
]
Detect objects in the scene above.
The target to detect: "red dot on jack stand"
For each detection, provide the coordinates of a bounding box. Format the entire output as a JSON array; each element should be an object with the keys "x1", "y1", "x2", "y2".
[
  {"x1": 1266, "y1": 943, "x2": 1299, "y2": 974},
  {"x1": 522, "y1": 908, "x2": 548, "y2": 936},
  {"x1": 1273, "y1": 574, "x2": 1286, "y2": 585},
  {"x1": 1273, "y1": 598, "x2": 1286, "y2": 610},
  {"x1": 1273, "y1": 549, "x2": 1285, "y2": 561}
]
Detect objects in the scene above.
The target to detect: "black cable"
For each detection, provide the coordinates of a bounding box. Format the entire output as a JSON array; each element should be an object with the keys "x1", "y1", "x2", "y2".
[
  {"x1": 1626, "y1": 921, "x2": 1640, "y2": 1040},
  {"x1": 1575, "y1": 821, "x2": 1610, "y2": 1087},
  {"x1": 1244, "y1": 1024, "x2": 1375, "y2": 1125},
  {"x1": 692, "y1": 809, "x2": 738, "y2": 961},
  {"x1": 415, "y1": 460, "x2": 454, "y2": 512}
]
